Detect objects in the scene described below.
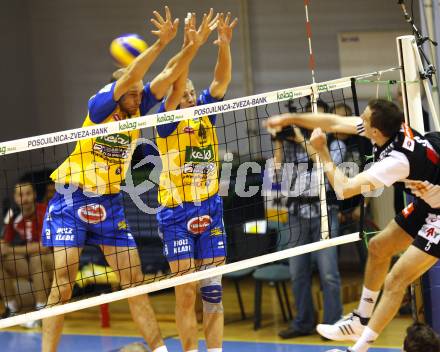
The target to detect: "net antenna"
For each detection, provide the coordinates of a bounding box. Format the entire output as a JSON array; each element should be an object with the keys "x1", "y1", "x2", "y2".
[
  {"x1": 303, "y1": 0, "x2": 329, "y2": 240},
  {"x1": 397, "y1": 0, "x2": 440, "y2": 132}
]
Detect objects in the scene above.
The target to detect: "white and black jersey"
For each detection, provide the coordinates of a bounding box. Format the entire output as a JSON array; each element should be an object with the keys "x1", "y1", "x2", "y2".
[{"x1": 365, "y1": 124, "x2": 440, "y2": 189}]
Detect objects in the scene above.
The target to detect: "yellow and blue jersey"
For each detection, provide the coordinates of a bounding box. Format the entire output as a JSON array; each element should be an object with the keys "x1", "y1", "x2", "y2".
[
  {"x1": 155, "y1": 89, "x2": 222, "y2": 207},
  {"x1": 51, "y1": 82, "x2": 159, "y2": 195},
  {"x1": 155, "y1": 89, "x2": 227, "y2": 261}
]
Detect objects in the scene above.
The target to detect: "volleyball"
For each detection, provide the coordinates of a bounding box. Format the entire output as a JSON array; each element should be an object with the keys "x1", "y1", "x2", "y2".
[{"x1": 109, "y1": 34, "x2": 148, "y2": 67}]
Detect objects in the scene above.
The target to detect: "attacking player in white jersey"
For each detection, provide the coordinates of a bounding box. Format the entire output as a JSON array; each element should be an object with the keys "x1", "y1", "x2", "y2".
[{"x1": 266, "y1": 99, "x2": 440, "y2": 352}]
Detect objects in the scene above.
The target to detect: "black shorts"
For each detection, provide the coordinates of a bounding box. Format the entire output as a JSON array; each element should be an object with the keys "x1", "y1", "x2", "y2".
[{"x1": 395, "y1": 199, "x2": 440, "y2": 259}]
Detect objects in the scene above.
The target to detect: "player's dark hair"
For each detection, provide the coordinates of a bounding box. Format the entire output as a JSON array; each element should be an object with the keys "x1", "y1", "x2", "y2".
[
  {"x1": 368, "y1": 99, "x2": 404, "y2": 138},
  {"x1": 403, "y1": 322, "x2": 440, "y2": 352}
]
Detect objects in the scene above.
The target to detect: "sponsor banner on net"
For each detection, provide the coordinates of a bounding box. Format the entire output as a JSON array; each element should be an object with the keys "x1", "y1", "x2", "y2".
[{"x1": 0, "y1": 76, "x2": 355, "y2": 156}]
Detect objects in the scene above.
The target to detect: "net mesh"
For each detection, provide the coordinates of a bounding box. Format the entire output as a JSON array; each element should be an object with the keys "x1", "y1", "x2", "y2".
[{"x1": 0, "y1": 71, "x2": 391, "y2": 327}]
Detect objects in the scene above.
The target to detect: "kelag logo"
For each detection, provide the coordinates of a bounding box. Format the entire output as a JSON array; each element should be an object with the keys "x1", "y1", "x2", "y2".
[
  {"x1": 119, "y1": 121, "x2": 137, "y2": 131},
  {"x1": 157, "y1": 113, "x2": 175, "y2": 124},
  {"x1": 276, "y1": 90, "x2": 302, "y2": 101},
  {"x1": 277, "y1": 90, "x2": 294, "y2": 100},
  {"x1": 0, "y1": 146, "x2": 6, "y2": 155},
  {"x1": 317, "y1": 84, "x2": 328, "y2": 93}
]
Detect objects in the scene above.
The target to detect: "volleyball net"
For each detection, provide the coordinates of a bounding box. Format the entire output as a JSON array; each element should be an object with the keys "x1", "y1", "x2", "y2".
[{"x1": 0, "y1": 67, "x2": 401, "y2": 328}]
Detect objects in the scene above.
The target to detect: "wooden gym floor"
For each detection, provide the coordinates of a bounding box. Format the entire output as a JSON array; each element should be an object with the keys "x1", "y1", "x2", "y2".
[{"x1": 0, "y1": 274, "x2": 409, "y2": 351}]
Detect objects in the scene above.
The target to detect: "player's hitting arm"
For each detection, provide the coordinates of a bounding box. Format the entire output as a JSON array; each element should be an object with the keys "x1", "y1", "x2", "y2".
[
  {"x1": 266, "y1": 112, "x2": 363, "y2": 135},
  {"x1": 114, "y1": 6, "x2": 179, "y2": 101},
  {"x1": 151, "y1": 9, "x2": 219, "y2": 100},
  {"x1": 310, "y1": 128, "x2": 381, "y2": 199},
  {"x1": 209, "y1": 13, "x2": 238, "y2": 99}
]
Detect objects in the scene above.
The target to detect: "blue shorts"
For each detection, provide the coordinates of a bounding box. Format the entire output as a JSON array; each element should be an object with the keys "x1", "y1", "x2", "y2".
[
  {"x1": 42, "y1": 189, "x2": 136, "y2": 248},
  {"x1": 157, "y1": 194, "x2": 227, "y2": 262}
]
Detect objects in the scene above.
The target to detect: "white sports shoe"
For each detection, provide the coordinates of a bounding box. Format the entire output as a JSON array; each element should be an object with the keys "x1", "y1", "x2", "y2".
[
  {"x1": 317, "y1": 311, "x2": 368, "y2": 342},
  {"x1": 20, "y1": 320, "x2": 41, "y2": 329}
]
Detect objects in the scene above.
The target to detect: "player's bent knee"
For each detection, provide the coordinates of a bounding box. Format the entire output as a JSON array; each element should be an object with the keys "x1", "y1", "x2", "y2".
[
  {"x1": 368, "y1": 236, "x2": 391, "y2": 259},
  {"x1": 200, "y1": 275, "x2": 223, "y2": 314}
]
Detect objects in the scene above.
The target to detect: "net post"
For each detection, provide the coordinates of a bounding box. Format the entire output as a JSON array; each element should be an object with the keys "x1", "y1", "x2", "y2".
[
  {"x1": 410, "y1": 40, "x2": 440, "y2": 131},
  {"x1": 396, "y1": 35, "x2": 426, "y2": 133}
]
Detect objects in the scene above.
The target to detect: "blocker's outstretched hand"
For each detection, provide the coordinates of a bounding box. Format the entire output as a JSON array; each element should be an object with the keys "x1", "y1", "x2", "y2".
[
  {"x1": 185, "y1": 9, "x2": 219, "y2": 48},
  {"x1": 151, "y1": 6, "x2": 179, "y2": 46},
  {"x1": 214, "y1": 12, "x2": 238, "y2": 46}
]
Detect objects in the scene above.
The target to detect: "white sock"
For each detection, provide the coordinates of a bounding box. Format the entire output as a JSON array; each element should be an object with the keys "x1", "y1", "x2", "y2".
[
  {"x1": 357, "y1": 286, "x2": 380, "y2": 318},
  {"x1": 7, "y1": 301, "x2": 18, "y2": 312},
  {"x1": 36, "y1": 302, "x2": 46, "y2": 310},
  {"x1": 153, "y1": 346, "x2": 168, "y2": 352},
  {"x1": 351, "y1": 326, "x2": 379, "y2": 352},
  {"x1": 207, "y1": 349, "x2": 222, "y2": 352}
]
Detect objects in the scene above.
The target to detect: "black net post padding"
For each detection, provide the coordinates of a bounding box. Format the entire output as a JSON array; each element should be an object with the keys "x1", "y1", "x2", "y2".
[{"x1": 351, "y1": 77, "x2": 366, "y2": 243}]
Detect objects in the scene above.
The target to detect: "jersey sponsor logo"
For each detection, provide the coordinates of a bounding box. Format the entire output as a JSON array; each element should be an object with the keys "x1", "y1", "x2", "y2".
[
  {"x1": 402, "y1": 203, "x2": 415, "y2": 218},
  {"x1": 418, "y1": 213, "x2": 440, "y2": 245},
  {"x1": 94, "y1": 133, "x2": 131, "y2": 159},
  {"x1": 185, "y1": 146, "x2": 215, "y2": 163},
  {"x1": 118, "y1": 220, "x2": 128, "y2": 230},
  {"x1": 45, "y1": 229, "x2": 51, "y2": 240},
  {"x1": 210, "y1": 227, "x2": 223, "y2": 237},
  {"x1": 77, "y1": 204, "x2": 107, "y2": 224},
  {"x1": 55, "y1": 234, "x2": 75, "y2": 241},
  {"x1": 402, "y1": 136, "x2": 415, "y2": 152},
  {"x1": 198, "y1": 122, "x2": 208, "y2": 143},
  {"x1": 172, "y1": 239, "x2": 191, "y2": 254},
  {"x1": 183, "y1": 162, "x2": 216, "y2": 175},
  {"x1": 183, "y1": 126, "x2": 195, "y2": 134},
  {"x1": 187, "y1": 215, "x2": 212, "y2": 235},
  {"x1": 95, "y1": 133, "x2": 130, "y2": 148},
  {"x1": 56, "y1": 227, "x2": 73, "y2": 235}
]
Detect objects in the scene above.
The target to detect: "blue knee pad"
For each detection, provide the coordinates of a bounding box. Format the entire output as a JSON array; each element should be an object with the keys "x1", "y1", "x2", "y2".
[{"x1": 200, "y1": 275, "x2": 223, "y2": 313}]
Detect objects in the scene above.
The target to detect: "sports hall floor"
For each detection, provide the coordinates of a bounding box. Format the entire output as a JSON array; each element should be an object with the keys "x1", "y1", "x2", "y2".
[{"x1": 0, "y1": 276, "x2": 409, "y2": 351}]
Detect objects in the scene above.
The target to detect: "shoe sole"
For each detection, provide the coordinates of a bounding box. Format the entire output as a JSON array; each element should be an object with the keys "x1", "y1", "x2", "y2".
[{"x1": 316, "y1": 324, "x2": 360, "y2": 342}]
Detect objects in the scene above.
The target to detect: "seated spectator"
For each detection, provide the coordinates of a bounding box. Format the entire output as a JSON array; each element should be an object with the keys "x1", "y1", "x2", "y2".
[
  {"x1": 403, "y1": 322, "x2": 440, "y2": 352},
  {"x1": 0, "y1": 179, "x2": 54, "y2": 326}
]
